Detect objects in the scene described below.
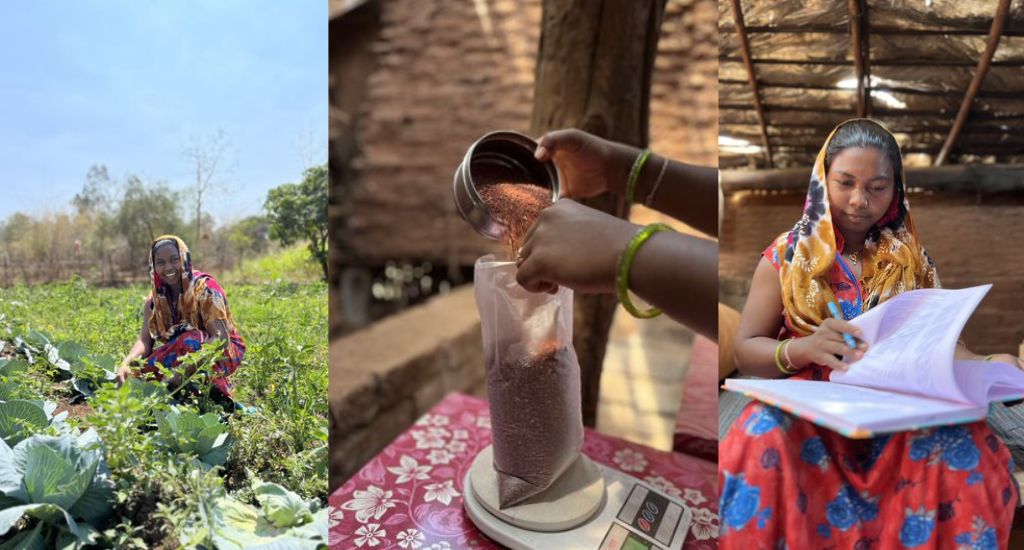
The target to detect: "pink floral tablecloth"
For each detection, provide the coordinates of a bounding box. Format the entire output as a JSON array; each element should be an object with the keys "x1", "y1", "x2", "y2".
[{"x1": 331, "y1": 392, "x2": 718, "y2": 549}]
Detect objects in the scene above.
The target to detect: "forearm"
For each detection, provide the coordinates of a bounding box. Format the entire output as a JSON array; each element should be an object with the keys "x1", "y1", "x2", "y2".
[
  {"x1": 734, "y1": 336, "x2": 791, "y2": 379},
  {"x1": 627, "y1": 231, "x2": 717, "y2": 340},
  {"x1": 606, "y1": 145, "x2": 718, "y2": 237},
  {"x1": 636, "y1": 157, "x2": 718, "y2": 237},
  {"x1": 123, "y1": 339, "x2": 150, "y2": 366}
]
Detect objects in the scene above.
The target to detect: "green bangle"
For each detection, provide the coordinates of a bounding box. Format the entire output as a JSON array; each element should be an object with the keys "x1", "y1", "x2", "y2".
[
  {"x1": 984, "y1": 355, "x2": 994, "y2": 362},
  {"x1": 616, "y1": 223, "x2": 673, "y2": 319},
  {"x1": 626, "y1": 149, "x2": 651, "y2": 206}
]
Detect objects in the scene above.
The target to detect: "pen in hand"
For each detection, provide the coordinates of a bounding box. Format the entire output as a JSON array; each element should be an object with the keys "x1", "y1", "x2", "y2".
[{"x1": 827, "y1": 301, "x2": 859, "y2": 351}]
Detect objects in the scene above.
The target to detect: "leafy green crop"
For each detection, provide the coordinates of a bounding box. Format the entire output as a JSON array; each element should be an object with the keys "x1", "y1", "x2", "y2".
[
  {"x1": 0, "y1": 430, "x2": 114, "y2": 547},
  {"x1": 0, "y1": 399, "x2": 68, "y2": 447},
  {"x1": 156, "y1": 406, "x2": 233, "y2": 468},
  {"x1": 0, "y1": 359, "x2": 29, "y2": 401},
  {"x1": 187, "y1": 482, "x2": 327, "y2": 550}
]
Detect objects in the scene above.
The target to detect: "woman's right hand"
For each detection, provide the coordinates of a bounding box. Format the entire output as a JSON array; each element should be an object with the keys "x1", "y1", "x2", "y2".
[
  {"x1": 787, "y1": 318, "x2": 868, "y2": 372},
  {"x1": 116, "y1": 365, "x2": 132, "y2": 386},
  {"x1": 535, "y1": 129, "x2": 623, "y2": 199}
]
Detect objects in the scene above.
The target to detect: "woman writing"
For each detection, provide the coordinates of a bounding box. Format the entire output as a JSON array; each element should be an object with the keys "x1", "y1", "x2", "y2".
[{"x1": 720, "y1": 119, "x2": 1021, "y2": 547}]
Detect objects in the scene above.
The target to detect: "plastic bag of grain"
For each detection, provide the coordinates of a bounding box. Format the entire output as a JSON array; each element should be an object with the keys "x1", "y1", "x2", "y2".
[{"x1": 473, "y1": 255, "x2": 584, "y2": 508}]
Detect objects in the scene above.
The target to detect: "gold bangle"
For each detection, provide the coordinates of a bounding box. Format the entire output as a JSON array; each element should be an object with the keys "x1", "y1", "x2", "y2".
[
  {"x1": 616, "y1": 223, "x2": 673, "y2": 319},
  {"x1": 774, "y1": 339, "x2": 792, "y2": 375}
]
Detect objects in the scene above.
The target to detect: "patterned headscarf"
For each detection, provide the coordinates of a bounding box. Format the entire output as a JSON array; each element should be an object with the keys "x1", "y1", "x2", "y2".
[
  {"x1": 773, "y1": 119, "x2": 940, "y2": 336},
  {"x1": 147, "y1": 234, "x2": 233, "y2": 340}
]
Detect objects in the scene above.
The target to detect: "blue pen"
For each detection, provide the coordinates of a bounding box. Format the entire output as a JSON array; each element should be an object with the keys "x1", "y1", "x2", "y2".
[{"x1": 827, "y1": 301, "x2": 858, "y2": 350}]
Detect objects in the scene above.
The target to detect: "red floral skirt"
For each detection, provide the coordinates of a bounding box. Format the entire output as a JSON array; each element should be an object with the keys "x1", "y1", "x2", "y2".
[
  {"x1": 138, "y1": 329, "x2": 245, "y2": 397},
  {"x1": 719, "y1": 400, "x2": 1018, "y2": 549}
]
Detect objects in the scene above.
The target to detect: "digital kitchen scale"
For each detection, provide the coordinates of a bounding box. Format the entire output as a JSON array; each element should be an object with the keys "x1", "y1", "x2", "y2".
[{"x1": 464, "y1": 446, "x2": 693, "y2": 550}]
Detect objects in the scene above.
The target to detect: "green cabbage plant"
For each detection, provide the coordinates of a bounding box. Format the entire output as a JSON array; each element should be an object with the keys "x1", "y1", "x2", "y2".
[
  {"x1": 0, "y1": 399, "x2": 69, "y2": 447},
  {"x1": 156, "y1": 406, "x2": 233, "y2": 468},
  {"x1": 0, "y1": 429, "x2": 114, "y2": 548},
  {"x1": 182, "y1": 481, "x2": 328, "y2": 549}
]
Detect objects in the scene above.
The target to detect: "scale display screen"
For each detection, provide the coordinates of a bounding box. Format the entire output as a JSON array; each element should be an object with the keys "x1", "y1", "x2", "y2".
[{"x1": 598, "y1": 484, "x2": 686, "y2": 550}]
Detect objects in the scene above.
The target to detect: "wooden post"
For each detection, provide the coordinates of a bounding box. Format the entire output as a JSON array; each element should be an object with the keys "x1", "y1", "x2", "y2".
[{"x1": 532, "y1": 0, "x2": 667, "y2": 427}]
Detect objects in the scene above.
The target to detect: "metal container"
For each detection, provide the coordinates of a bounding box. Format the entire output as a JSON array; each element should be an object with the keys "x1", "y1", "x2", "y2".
[{"x1": 453, "y1": 130, "x2": 560, "y2": 240}]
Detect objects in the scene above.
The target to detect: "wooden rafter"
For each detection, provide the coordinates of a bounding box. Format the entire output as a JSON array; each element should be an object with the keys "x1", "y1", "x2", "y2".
[
  {"x1": 848, "y1": 0, "x2": 868, "y2": 117},
  {"x1": 729, "y1": 0, "x2": 773, "y2": 168},
  {"x1": 718, "y1": 104, "x2": 1024, "y2": 121},
  {"x1": 719, "y1": 79, "x2": 1024, "y2": 99},
  {"x1": 719, "y1": 56, "x2": 1024, "y2": 67},
  {"x1": 719, "y1": 24, "x2": 1024, "y2": 37},
  {"x1": 935, "y1": 0, "x2": 1012, "y2": 166}
]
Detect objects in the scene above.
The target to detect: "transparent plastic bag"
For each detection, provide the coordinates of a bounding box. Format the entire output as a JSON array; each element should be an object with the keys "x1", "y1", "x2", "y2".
[{"x1": 473, "y1": 255, "x2": 584, "y2": 508}]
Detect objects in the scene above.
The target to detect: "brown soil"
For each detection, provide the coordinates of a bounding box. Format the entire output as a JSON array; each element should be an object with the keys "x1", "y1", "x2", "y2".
[{"x1": 54, "y1": 400, "x2": 92, "y2": 420}]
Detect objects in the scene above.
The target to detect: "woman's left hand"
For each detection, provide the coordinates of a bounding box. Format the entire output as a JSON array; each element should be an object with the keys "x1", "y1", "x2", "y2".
[
  {"x1": 515, "y1": 199, "x2": 636, "y2": 294},
  {"x1": 987, "y1": 353, "x2": 1024, "y2": 370}
]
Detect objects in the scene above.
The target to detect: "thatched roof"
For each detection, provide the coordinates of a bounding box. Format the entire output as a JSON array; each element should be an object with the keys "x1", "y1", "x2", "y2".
[{"x1": 719, "y1": 0, "x2": 1024, "y2": 170}]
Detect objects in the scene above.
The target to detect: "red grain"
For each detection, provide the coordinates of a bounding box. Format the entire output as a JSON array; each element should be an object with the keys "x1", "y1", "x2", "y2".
[{"x1": 477, "y1": 182, "x2": 552, "y2": 256}]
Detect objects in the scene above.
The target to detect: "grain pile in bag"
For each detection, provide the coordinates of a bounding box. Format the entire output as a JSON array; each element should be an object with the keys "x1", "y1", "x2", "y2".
[{"x1": 473, "y1": 255, "x2": 584, "y2": 508}]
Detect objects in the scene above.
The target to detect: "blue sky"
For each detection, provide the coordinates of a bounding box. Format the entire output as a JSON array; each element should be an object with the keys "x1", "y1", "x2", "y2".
[{"x1": 0, "y1": 2, "x2": 326, "y2": 223}]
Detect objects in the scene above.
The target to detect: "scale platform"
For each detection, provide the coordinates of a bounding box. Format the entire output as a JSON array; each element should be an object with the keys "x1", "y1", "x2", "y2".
[{"x1": 464, "y1": 446, "x2": 692, "y2": 550}]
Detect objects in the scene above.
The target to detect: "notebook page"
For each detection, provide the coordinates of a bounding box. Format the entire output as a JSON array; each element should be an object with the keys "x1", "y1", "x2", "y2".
[
  {"x1": 953, "y1": 359, "x2": 1024, "y2": 405},
  {"x1": 829, "y1": 285, "x2": 991, "y2": 403}
]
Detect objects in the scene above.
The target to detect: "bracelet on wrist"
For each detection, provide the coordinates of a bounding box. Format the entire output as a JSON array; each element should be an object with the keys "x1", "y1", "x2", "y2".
[
  {"x1": 774, "y1": 339, "x2": 792, "y2": 376},
  {"x1": 616, "y1": 223, "x2": 673, "y2": 319},
  {"x1": 626, "y1": 149, "x2": 651, "y2": 206},
  {"x1": 644, "y1": 155, "x2": 670, "y2": 207},
  {"x1": 782, "y1": 338, "x2": 797, "y2": 371}
]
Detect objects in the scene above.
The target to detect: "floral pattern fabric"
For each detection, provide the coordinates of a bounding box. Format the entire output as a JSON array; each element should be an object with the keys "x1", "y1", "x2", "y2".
[{"x1": 331, "y1": 393, "x2": 719, "y2": 549}]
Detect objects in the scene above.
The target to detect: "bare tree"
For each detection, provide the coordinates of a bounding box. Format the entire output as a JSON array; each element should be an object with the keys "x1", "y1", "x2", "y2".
[{"x1": 182, "y1": 128, "x2": 234, "y2": 251}]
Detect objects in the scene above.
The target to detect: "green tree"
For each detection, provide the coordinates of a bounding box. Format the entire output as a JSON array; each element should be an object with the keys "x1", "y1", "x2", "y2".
[
  {"x1": 265, "y1": 164, "x2": 328, "y2": 280},
  {"x1": 115, "y1": 176, "x2": 185, "y2": 265},
  {"x1": 73, "y1": 164, "x2": 114, "y2": 215},
  {"x1": 73, "y1": 164, "x2": 118, "y2": 263},
  {"x1": 227, "y1": 215, "x2": 270, "y2": 261}
]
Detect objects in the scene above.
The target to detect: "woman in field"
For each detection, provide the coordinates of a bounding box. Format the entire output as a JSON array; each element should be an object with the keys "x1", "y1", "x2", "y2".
[
  {"x1": 719, "y1": 119, "x2": 1022, "y2": 547},
  {"x1": 116, "y1": 234, "x2": 245, "y2": 402}
]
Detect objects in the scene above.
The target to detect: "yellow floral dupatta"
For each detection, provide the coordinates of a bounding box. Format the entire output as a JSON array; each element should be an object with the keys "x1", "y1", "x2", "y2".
[{"x1": 772, "y1": 119, "x2": 940, "y2": 336}]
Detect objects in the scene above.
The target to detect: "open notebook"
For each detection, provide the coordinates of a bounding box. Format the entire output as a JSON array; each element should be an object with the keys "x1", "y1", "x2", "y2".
[{"x1": 723, "y1": 285, "x2": 1024, "y2": 438}]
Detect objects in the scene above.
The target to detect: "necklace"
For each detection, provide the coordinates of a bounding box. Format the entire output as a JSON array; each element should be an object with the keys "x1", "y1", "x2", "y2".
[{"x1": 846, "y1": 250, "x2": 859, "y2": 266}]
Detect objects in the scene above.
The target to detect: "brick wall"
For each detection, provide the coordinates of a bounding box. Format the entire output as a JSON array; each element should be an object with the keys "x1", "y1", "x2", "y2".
[
  {"x1": 651, "y1": 0, "x2": 718, "y2": 167},
  {"x1": 720, "y1": 190, "x2": 1024, "y2": 353},
  {"x1": 346, "y1": 0, "x2": 539, "y2": 267},
  {"x1": 329, "y1": 286, "x2": 485, "y2": 490}
]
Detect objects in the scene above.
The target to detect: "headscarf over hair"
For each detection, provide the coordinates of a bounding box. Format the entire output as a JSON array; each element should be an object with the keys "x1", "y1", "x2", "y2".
[
  {"x1": 148, "y1": 234, "x2": 234, "y2": 340},
  {"x1": 773, "y1": 118, "x2": 940, "y2": 336}
]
